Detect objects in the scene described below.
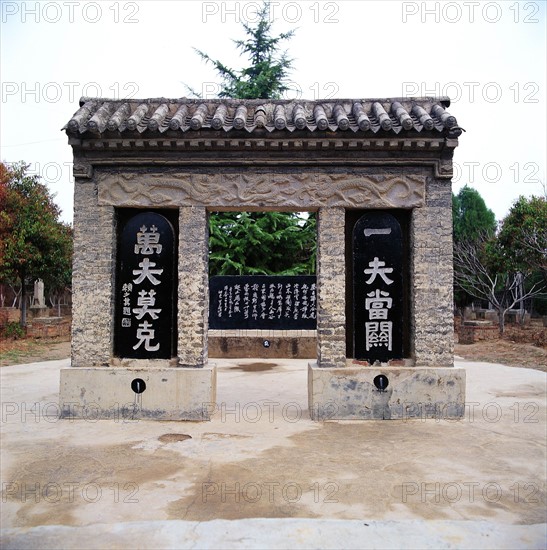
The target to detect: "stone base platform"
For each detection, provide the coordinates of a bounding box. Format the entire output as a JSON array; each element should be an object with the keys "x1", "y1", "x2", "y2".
[
  {"x1": 59, "y1": 366, "x2": 216, "y2": 421},
  {"x1": 308, "y1": 363, "x2": 465, "y2": 420}
]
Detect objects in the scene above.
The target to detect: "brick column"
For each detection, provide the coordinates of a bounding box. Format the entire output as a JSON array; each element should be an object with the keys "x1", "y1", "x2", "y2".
[
  {"x1": 177, "y1": 206, "x2": 209, "y2": 367},
  {"x1": 316, "y1": 207, "x2": 346, "y2": 368},
  {"x1": 410, "y1": 206, "x2": 454, "y2": 366},
  {"x1": 71, "y1": 181, "x2": 115, "y2": 367}
]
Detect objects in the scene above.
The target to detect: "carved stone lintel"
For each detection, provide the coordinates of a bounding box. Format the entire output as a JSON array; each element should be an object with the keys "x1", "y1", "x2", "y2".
[{"x1": 97, "y1": 172, "x2": 426, "y2": 209}]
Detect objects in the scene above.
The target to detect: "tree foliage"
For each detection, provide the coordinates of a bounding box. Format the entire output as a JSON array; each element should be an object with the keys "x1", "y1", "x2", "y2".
[
  {"x1": 209, "y1": 211, "x2": 316, "y2": 275},
  {"x1": 453, "y1": 191, "x2": 547, "y2": 329},
  {"x1": 191, "y1": 1, "x2": 294, "y2": 99},
  {"x1": 452, "y1": 185, "x2": 497, "y2": 308},
  {"x1": 452, "y1": 185, "x2": 497, "y2": 243},
  {"x1": 0, "y1": 162, "x2": 72, "y2": 324},
  {"x1": 497, "y1": 195, "x2": 547, "y2": 279}
]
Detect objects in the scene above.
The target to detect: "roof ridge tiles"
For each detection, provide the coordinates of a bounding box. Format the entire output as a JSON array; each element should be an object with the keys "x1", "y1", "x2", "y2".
[
  {"x1": 66, "y1": 96, "x2": 461, "y2": 137},
  {"x1": 78, "y1": 96, "x2": 452, "y2": 107}
]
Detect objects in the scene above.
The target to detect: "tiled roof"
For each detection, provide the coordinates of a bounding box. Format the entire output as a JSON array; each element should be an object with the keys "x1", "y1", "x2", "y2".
[{"x1": 65, "y1": 97, "x2": 463, "y2": 138}]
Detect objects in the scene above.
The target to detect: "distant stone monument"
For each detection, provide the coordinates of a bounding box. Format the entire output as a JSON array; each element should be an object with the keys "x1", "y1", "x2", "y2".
[
  {"x1": 32, "y1": 279, "x2": 45, "y2": 308},
  {"x1": 29, "y1": 279, "x2": 48, "y2": 319},
  {"x1": 60, "y1": 96, "x2": 465, "y2": 420}
]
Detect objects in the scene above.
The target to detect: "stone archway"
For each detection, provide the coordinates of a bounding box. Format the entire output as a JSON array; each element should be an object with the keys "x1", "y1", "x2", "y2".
[{"x1": 60, "y1": 97, "x2": 466, "y2": 420}]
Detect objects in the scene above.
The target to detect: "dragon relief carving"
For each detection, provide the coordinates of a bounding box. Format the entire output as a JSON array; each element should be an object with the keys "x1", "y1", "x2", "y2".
[{"x1": 97, "y1": 172, "x2": 425, "y2": 208}]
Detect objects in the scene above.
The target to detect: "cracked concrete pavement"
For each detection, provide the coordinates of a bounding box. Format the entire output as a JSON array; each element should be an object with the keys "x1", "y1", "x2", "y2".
[{"x1": 0, "y1": 356, "x2": 545, "y2": 549}]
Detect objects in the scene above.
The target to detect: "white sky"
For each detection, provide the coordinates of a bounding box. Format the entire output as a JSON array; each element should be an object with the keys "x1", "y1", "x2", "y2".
[{"x1": 1, "y1": 0, "x2": 546, "y2": 224}]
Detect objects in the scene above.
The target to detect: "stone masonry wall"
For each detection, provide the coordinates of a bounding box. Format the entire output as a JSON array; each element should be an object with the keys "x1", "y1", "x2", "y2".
[
  {"x1": 27, "y1": 317, "x2": 71, "y2": 339},
  {"x1": 0, "y1": 308, "x2": 20, "y2": 326},
  {"x1": 410, "y1": 203, "x2": 454, "y2": 367},
  {"x1": 316, "y1": 207, "x2": 346, "y2": 368},
  {"x1": 177, "y1": 207, "x2": 209, "y2": 367},
  {"x1": 72, "y1": 181, "x2": 115, "y2": 367},
  {"x1": 459, "y1": 324, "x2": 499, "y2": 344}
]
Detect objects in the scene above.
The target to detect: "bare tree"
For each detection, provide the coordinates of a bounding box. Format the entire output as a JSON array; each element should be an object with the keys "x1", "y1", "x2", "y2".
[
  {"x1": 453, "y1": 237, "x2": 545, "y2": 334},
  {"x1": 8, "y1": 283, "x2": 21, "y2": 308}
]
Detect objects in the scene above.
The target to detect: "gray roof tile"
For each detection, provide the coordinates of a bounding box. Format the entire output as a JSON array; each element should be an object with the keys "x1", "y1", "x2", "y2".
[{"x1": 64, "y1": 97, "x2": 462, "y2": 137}]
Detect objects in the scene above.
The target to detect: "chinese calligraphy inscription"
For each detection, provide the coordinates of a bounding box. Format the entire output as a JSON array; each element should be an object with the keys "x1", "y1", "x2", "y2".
[
  {"x1": 115, "y1": 211, "x2": 176, "y2": 359},
  {"x1": 210, "y1": 276, "x2": 317, "y2": 330},
  {"x1": 353, "y1": 212, "x2": 403, "y2": 362}
]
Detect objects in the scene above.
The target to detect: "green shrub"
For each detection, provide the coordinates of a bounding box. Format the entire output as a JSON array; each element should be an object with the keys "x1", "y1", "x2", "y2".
[{"x1": 4, "y1": 321, "x2": 25, "y2": 340}]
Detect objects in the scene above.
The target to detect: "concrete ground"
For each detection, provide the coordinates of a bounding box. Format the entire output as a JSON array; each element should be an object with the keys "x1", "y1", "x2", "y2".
[{"x1": 0, "y1": 356, "x2": 545, "y2": 549}]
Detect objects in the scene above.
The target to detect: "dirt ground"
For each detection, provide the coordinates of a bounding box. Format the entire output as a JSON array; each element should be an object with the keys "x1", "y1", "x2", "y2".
[
  {"x1": 455, "y1": 323, "x2": 547, "y2": 373},
  {"x1": 0, "y1": 337, "x2": 71, "y2": 367},
  {"x1": 1, "y1": 325, "x2": 546, "y2": 371},
  {"x1": 455, "y1": 339, "x2": 547, "y2": 372}
]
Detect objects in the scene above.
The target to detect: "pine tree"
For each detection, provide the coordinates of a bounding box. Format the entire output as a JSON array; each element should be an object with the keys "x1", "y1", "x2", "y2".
[
  {"x1": 190, "y1": 1, "x2": 315, "y2": 275},
  {"x1": 452, "y1": 185, "x2": 497, "y2": 243},
  {"x1": 190, "y1": 1, "x2": 294, "y2": 99},
  {"x1": 209, "y1": 211, "x2": 316, "y2": 276}
]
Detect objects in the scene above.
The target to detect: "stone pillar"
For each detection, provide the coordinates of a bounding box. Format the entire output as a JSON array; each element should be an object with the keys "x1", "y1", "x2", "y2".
[
  {"x1": 62, "y1": 201, "x2": 216, "y2": 421},
  {"x1": 71, "y1": 181, "x2": 115, "y2": 367},
  {"x1": 410, "y1": 206, "x2": 454, "y2": 367},
  {"x1": 177, "y1": 206, "x2": 209, "y2": 367},
  {"x1": 316, "y1": 207, "x2": 346, "y2": 368}
]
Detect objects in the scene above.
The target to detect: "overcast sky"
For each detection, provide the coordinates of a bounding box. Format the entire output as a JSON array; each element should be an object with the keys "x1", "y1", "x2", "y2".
[{"x1": 1, "y1": 0, "x2": 546, "y2": 224}]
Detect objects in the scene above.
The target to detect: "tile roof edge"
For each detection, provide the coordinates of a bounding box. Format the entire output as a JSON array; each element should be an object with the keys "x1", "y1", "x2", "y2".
[{"x1": 78, "y1": 96, "x2": 452, "y2": 107}]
